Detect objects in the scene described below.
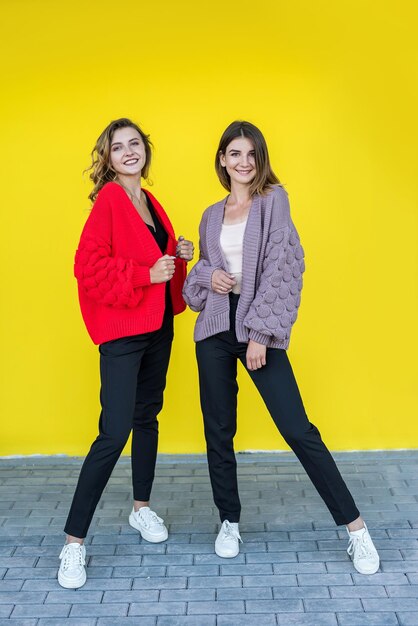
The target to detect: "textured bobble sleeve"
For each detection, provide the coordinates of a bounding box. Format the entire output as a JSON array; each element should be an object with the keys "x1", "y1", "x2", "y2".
[
  {"x1": 74, "y1": 190, "x2": 151, "y2": 309},
  {"x1": 182, "y1": 259, "x2": 216, "y2": 312},
  {"x1": 244, "y1": 221, "x2": 305, "y2": 346},
  {"x1": 183, "y1": 210, "x2": 218, "y2": 312},
  {"x1": 74, "y1": 235, "x2": 147, "y2": 308}
]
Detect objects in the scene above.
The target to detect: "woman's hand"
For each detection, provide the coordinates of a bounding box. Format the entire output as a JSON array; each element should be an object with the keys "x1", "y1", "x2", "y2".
[
  {"x1": 211, "y1": 269, "x2": 236, "y2": 294},
  {"x1": 176, "y1": 236, "x2": 194, "y2": 261},
  {"x1": 246, "y1": 340, "x2": 267, "y2": 371},
  {"x1": 150, "y1": 255, "x2": 176, "y2": 283}
]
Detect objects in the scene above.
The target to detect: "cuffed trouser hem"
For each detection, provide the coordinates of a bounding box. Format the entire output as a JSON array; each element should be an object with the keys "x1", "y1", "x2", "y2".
[{"x1": 220, "y1": 511, "x2": 241, "y2": 523}]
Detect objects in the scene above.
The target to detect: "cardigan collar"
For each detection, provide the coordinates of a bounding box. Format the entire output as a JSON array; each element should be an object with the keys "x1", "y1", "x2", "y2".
[
  {"x1": 205, "y1": 192, "x2": 275, "y2": 324},
  {"x1": 205, "y1": 193, "x2": 262, "y2": 322},
  {"x1": 108, "y1": 182, "x2": 174, "y2": 261},
  {"x1": 143, "y1": 189, "x2": 176, "y2": 241},
  {"x1": 206, "y1": 193, "x2": 262, "y2": 278}
]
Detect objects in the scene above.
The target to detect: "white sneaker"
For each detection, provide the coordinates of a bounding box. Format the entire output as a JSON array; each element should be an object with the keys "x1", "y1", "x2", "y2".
[
  {"x1": 129, "y1": 506, "x2": 168, "y2": 543},
  {"x1": 215, "y1": 520, "x2": 242, "y2": 558},
  {"x1": 347, "y1": 523, "x2": 380, "y2": 575},
  {"x1": 58, "y1": 542, "x2": 86, "y2": 589}
]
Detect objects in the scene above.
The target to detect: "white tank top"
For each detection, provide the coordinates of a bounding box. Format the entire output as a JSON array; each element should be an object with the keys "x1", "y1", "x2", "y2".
[{"x1": 220, "y1": 219, "x2": 247, "y2": 294}]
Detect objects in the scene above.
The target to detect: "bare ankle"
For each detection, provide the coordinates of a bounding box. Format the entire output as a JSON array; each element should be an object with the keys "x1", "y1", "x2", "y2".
[
  {"x1": 134, "y1": 500, "x2": 149, "y2": 512},
  {"x1": 66, "y1": 535, "x2": 84, "y2": 545},
  {"x1": 347, "y1": 516, "x2": 365, "y2": 532}
]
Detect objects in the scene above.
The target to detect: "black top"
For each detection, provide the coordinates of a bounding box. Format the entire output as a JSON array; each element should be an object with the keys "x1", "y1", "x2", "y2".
[
  {"x1": 145, "y1": 194, "x2": 168, "y2": 253},
  {"x1": 145, "y1": 194, "x2": 172, "y2": 315}
]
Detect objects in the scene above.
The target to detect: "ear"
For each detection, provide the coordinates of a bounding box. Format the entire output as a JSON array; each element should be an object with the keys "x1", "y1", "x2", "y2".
[{"x1": 219, "y1": 151, "x2": 226, "y2": 168}]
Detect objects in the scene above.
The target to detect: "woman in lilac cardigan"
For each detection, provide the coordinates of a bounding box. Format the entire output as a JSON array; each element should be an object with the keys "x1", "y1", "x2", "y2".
[{"x1": 183, "y1": 121, "x2": 379, "y2": 575}]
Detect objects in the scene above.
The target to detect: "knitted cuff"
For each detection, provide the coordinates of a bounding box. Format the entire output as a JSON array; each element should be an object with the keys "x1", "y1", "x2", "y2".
[
  {"x1": 131, "y1": 264, "x2": 151, "y2": 288},
  {"x1": 195, "y1": 264, "x2": 217, "y2": 289},
  {"x1": 248, "y1": 329, "x2": 271, "y2": 346}
]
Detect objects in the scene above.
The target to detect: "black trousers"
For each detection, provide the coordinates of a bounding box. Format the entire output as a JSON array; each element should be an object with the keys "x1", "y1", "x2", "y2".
[
  {"x1": 196, "y1": 294, "x2": 359, "y2": 526},
  {"x1": 64, "y1": 312, "x2": 174, "y2": 539}
]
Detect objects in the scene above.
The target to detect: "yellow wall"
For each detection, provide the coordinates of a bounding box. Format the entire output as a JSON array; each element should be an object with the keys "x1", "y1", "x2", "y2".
[{"x1": 1, "y1": 0, "x2": 417, "y2": 455}]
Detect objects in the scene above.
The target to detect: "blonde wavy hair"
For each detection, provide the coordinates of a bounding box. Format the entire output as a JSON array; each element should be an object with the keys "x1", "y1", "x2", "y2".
[{"x1": 86, "y1": 118, "x2": 153, "y2": 202}]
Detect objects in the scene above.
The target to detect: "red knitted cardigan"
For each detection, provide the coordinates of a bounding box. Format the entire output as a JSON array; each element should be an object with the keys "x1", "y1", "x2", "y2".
[{"x1": 74, "y1": 182, "x2": 186, "y2": 344}]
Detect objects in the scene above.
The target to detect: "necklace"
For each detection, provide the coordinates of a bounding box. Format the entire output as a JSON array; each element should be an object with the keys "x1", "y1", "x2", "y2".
[
  {"x1": 116, "y1": 178, "x2": 155, "y2": 229},
  {"x1": 224, "y1": 196, "x2": 251, "y2": 225},
  {"x1": 116, "y1": 179, "x2": 142, "y2": 205}
]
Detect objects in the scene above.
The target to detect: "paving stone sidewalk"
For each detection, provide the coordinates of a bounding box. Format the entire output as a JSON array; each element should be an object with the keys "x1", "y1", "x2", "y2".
[{"x1": 0, "y1": 450, "x2": 418, "y2": 626}]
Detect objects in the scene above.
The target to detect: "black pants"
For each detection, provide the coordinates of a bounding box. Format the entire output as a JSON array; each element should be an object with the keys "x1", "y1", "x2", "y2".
[
  {"x1": 196, "y1": 294, "x2": 359, "y2": 526},
  {"x1": 64, "y1": 312, "x2": 174, "y2": 539}
]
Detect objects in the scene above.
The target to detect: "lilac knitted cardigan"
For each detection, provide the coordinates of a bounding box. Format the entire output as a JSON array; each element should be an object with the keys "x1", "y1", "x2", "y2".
[{"x1": 182, "y1": 185, "x2": 305, "y2": 349}]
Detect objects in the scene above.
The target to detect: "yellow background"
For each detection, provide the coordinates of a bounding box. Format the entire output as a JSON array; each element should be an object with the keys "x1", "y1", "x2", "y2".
[{"x1": 1, "y1": 0, "x2": 417, "y2": 455}]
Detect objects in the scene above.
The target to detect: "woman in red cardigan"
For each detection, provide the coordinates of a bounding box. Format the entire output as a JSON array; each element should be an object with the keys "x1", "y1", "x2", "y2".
[{"x1": 58, "y1": 118, "x2": 194, "y2": 589}]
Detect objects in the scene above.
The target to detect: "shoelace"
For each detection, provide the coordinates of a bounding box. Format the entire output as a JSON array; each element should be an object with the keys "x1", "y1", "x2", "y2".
[
  {"x1": 221, "y1": 521, "x2": 243, "y2": 543},
  {"x1": 59, "y1": 544, "x2": 85, "y2": 570},
  {"x1": 139, "y1": 509, "x2": 164, "y2": 529},
  {"x1": 347, "y1": 531, "x2": 373, "y2": 560}
]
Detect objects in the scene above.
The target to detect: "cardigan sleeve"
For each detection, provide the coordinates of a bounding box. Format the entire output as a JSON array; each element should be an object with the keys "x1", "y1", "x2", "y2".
[
  {"x1": 74, "y1": 190, "x2": 152, "y2": 309},
  {"x1": 243, "y1": 193, "x2": 305, "y2": 346},
  {"x1": 182, "y1": 209, "x2": 219, "y2": 312}
]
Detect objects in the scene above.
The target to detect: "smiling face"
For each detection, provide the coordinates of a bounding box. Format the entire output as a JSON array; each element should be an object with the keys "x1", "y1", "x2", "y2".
[
  {"x1": 219, "y1": 137, "x2": 257, "y2": 188},
  {"x1": 109, "y1": 126, "x2": 146, "y2": 178}
]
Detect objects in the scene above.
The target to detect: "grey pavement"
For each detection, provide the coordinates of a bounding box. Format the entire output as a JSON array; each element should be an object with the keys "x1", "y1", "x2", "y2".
[{"x1": 0, "y1": 450, "x2": 418, "y2": 625}]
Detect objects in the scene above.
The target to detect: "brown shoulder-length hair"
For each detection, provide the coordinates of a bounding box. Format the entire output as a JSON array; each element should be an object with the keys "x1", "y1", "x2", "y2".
[
  {"x1": 215, "y1": 120, "x2": 281, "y2": 196},
  {"x1": 85, "y1": 118, "x2": 153, "y2": 202}
]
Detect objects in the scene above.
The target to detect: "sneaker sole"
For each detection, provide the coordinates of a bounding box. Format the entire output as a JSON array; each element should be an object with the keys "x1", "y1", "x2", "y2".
[
  {"x1": 353, "y1": 561, "x2": 380, "y2": 575},
  {"x1": 215, "y1": 545, "x2": 240, "y2": 558},
  {"x1": 129, "y1": 514, "x2": 168, "y2": 543},
  {"x1": 58, "y1": 569, "x2": 87, "y2": 589}
]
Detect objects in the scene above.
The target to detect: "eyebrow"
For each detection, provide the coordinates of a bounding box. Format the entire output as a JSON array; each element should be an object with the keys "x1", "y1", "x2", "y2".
[{"x1": 111, "y1": 138, "x2": 140, "y2": 147}]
